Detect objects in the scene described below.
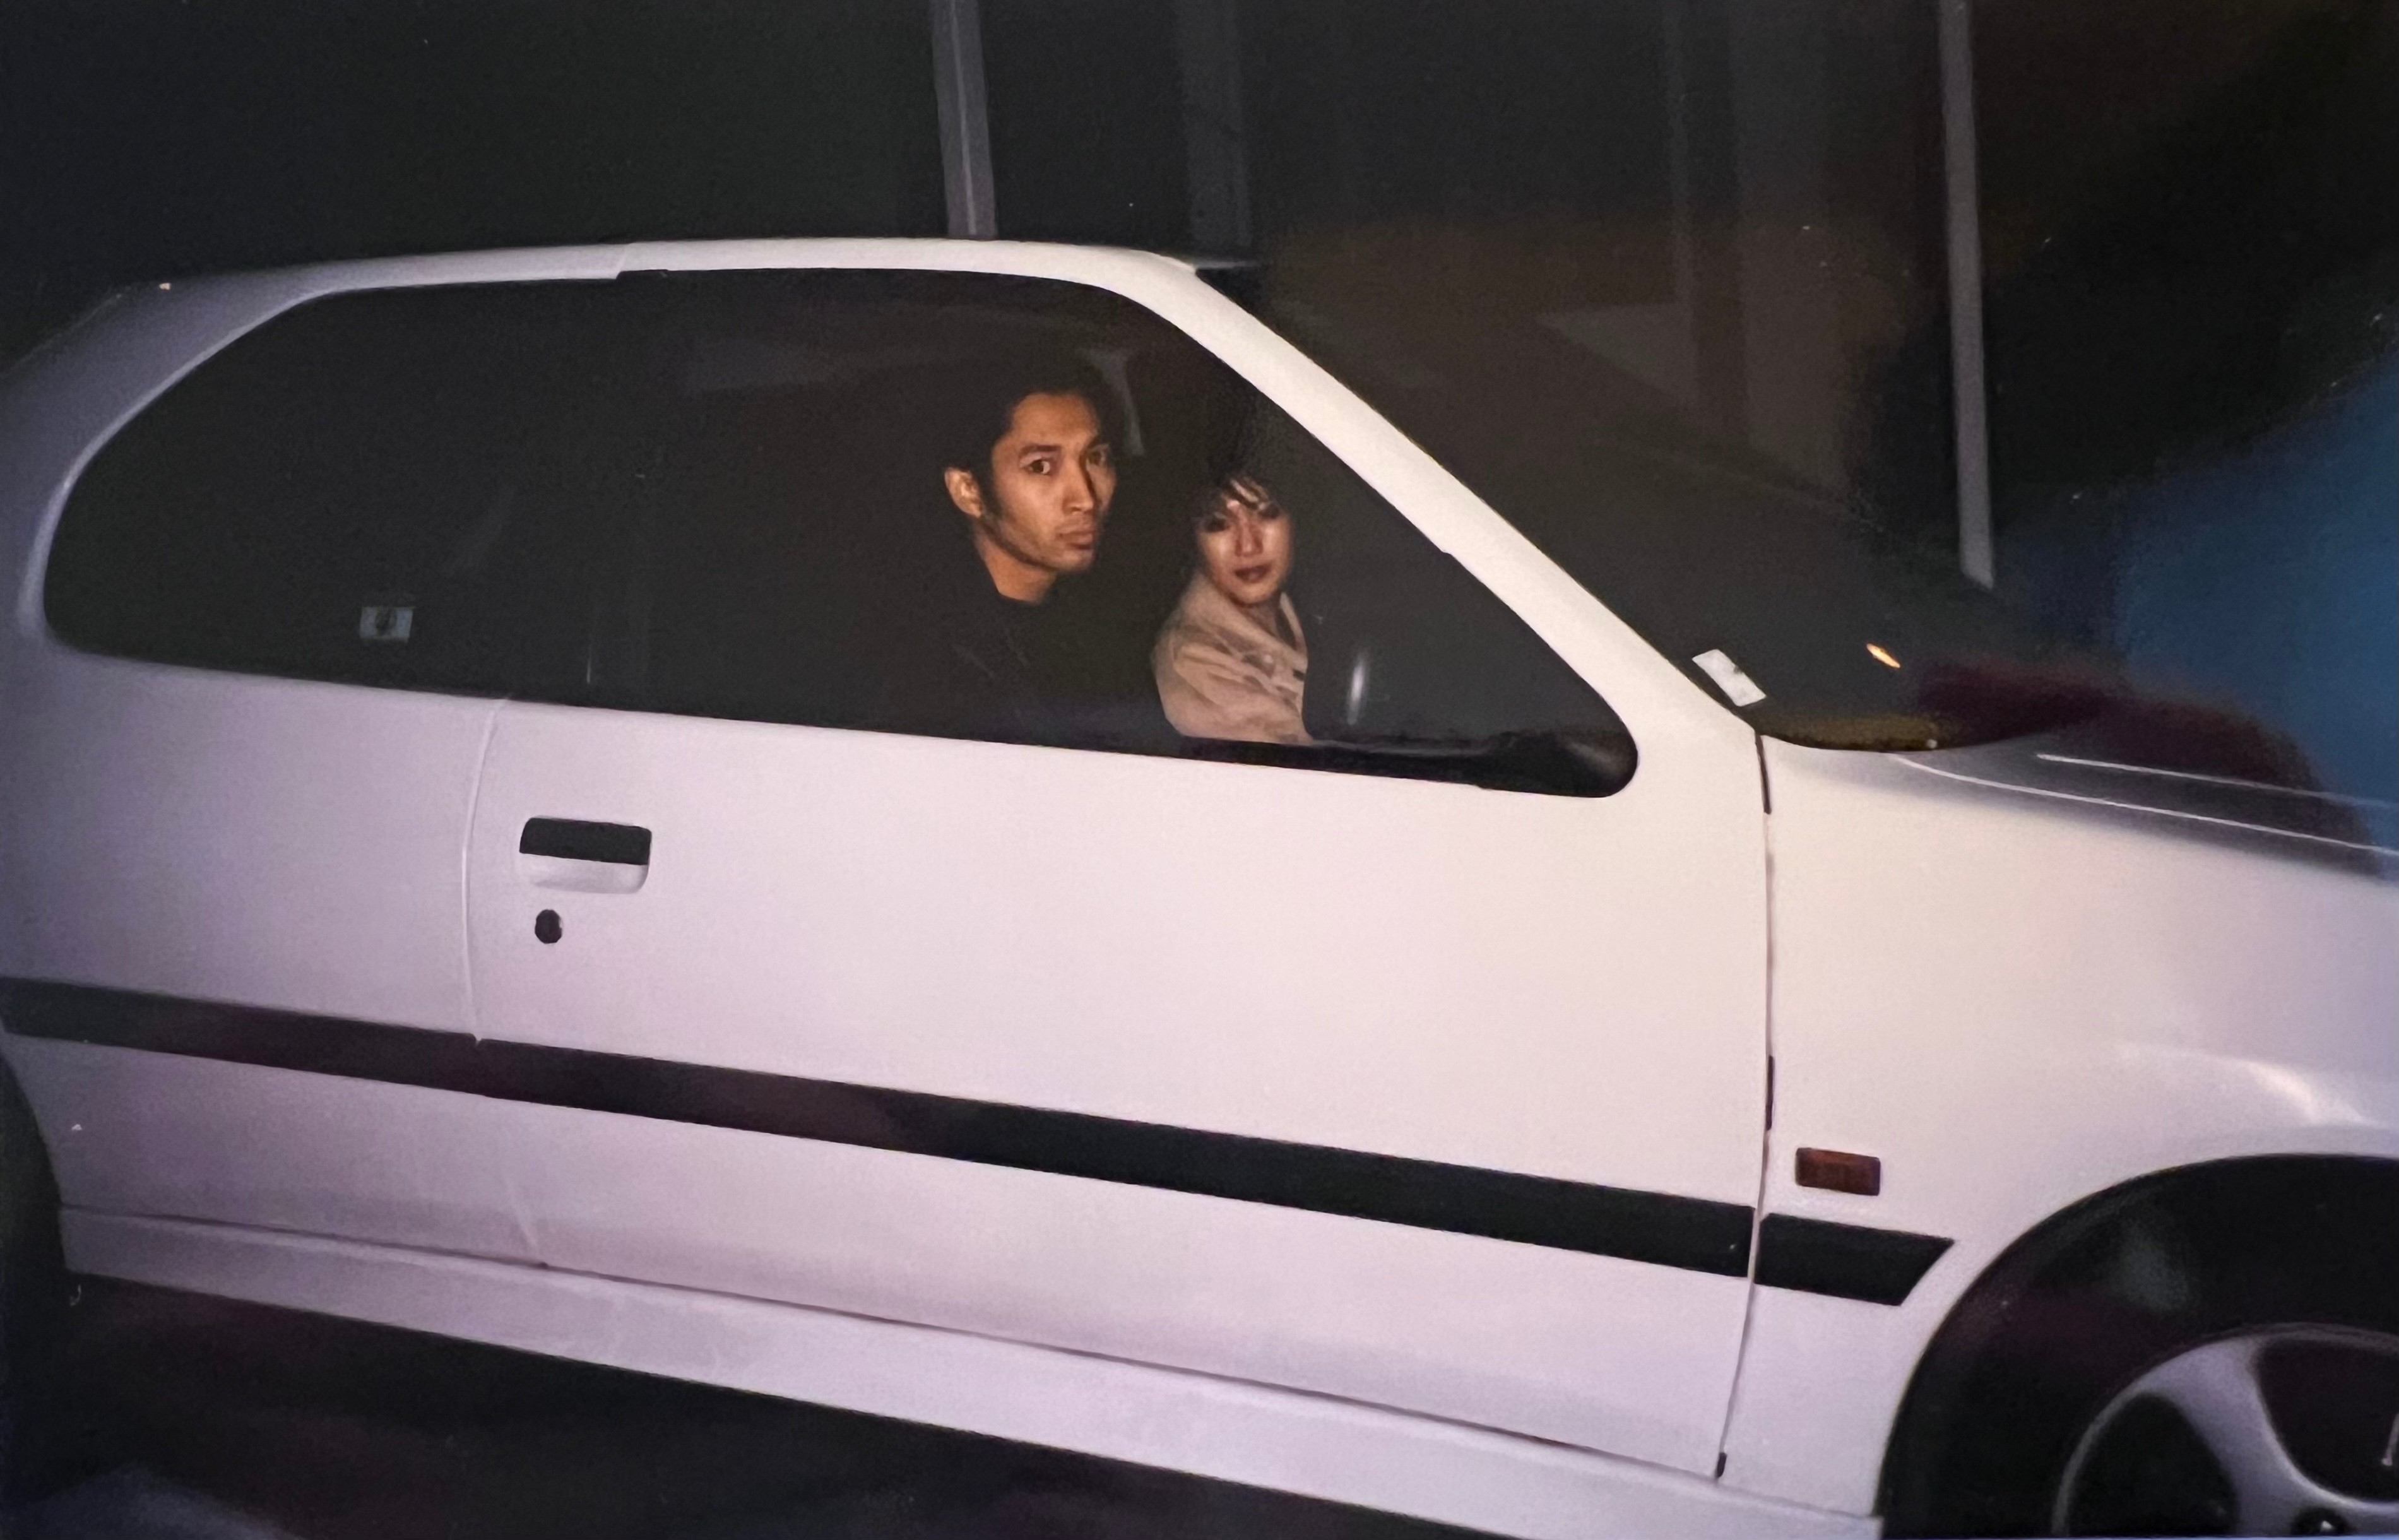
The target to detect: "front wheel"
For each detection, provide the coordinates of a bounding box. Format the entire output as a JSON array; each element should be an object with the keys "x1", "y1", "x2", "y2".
[
  {"x1": 2052, "y1": 1325, "x2": 2399, "y2": 1537},
  {"x1": 1880, "y1": 1160, "x2": 2399, "y2": 1538}
]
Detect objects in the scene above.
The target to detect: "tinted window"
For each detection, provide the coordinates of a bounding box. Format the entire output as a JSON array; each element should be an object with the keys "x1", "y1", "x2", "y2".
[
  {"x1": 618, "y1": 271, "x2": 1626, "y2": 790},
  {"x1": 1209, "y1": 0, "x2": 2083, "y2": 753},
  {"x1": 49, "y1": 272, "x2": 1626, "y2": 792},
  {"x1": 47, "y1": 285, "x2": 638, "y2": 698}
]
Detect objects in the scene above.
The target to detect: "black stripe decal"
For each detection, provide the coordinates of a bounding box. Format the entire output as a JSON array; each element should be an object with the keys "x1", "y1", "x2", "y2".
[
  {"x1": 0, "y1": 979, "x2": 1950, "y2": 1300},
  {"x1": 1, "y1": 980, "x2": 1753, "y2": 1277},
  {"x1": 1754, "y1": 1214, "x2": 1952, "y2": 1305}
]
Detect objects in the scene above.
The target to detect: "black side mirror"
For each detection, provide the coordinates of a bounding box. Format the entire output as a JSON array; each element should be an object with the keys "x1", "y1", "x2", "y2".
[{"x1": 1472, "y1": 725, "x2": 1638, "y2": 797}]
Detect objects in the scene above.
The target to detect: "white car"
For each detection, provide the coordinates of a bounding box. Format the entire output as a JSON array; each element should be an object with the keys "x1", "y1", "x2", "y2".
[{"x1": 0, "y1": 239, "x2": 2391, "y2": 1539}]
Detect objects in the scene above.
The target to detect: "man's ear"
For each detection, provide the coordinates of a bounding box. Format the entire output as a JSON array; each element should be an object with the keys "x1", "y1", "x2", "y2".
[{"x1": 944, "y1": 466, "x2": 987, "y2": 520}]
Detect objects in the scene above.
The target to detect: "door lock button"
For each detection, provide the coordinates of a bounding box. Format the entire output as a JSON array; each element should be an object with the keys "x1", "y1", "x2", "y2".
[{"x1": 535, "y1": 909, "x2": 562, "y2": 945}]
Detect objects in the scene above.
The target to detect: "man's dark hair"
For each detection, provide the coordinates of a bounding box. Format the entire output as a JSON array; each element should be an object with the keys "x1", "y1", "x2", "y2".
[{"x1": 937, "y1": 348, "x2": 1123, "y2": 487}]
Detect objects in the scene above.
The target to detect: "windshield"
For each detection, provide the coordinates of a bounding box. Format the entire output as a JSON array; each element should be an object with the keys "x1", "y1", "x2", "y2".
[
  {"x1": 1211, "y1": 234, "x2": 2098, "y2": 752},
  {"x1": 1148, "y1": 0, "x2": 2397, "y2": 800}
]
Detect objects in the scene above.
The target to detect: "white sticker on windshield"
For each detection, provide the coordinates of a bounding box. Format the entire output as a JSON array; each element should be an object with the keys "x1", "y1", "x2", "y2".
[{"x1": 1692, "y1": 648, "x2": 1766, "y2": 706}]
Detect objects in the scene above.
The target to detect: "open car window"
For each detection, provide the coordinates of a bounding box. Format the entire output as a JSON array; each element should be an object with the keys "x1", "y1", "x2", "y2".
[{"x1": 613, "y1": 269, "x2": 1634, "y2": 794}]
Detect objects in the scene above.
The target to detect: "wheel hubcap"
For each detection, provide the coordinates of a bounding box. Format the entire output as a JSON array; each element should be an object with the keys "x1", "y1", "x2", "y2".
[{"x1": 2054, "y1": 1327, "x2": 2399, "y2": 1536}]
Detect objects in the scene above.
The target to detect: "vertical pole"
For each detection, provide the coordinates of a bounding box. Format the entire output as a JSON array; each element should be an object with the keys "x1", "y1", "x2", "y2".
[
  {"x1": 930, "y1": 0, "x2": 997, "y2": 239},
  {"x1": 1681, "y1": 0, "x2": 1751, "y2": 447},
  {"x1": 1940, "y1": 0, "x2": 1995, "y2": 587},
  {"x1": 1660, "y1": 0, "x2": 1696, "y2": 298},
  {"x1": 1175, "y1": 0, "x2": 1252, "y2": 254}
]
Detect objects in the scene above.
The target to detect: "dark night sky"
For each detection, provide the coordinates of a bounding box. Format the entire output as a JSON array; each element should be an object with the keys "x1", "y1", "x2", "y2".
[{"x1": 1, "y1": 0, "x2": 2390, "y2": 507}]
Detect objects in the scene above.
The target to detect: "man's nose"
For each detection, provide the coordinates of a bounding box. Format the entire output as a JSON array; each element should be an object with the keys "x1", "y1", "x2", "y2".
[
  {"x1": 1062, "y1": 462, "x2": 1095, "y2": 511},
  {"x1": 1233, "y1": 515, "x2": 1263, "y2": 554}
]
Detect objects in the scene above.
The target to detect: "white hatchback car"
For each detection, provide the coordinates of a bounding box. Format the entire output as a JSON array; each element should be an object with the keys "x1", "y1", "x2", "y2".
[{"x1": 0, "y1": 240, "x2": 2391, "y2": 1539}]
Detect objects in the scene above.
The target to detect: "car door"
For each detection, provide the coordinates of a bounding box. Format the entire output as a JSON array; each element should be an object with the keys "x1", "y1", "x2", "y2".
[
  {"x1": 0, "y1": 275, "x2": 618, "y2": 1264},
  {"x1": 461, "y1": 251, "x2": 1770, "y2": 1474}
]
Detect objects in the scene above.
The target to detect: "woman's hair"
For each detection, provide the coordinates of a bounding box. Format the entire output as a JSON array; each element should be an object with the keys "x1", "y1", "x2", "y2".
[
  {"x1": 937, "y1": 348, "x2": 1124, "y2": 487},
  {"x1": 1187, "y1": 472, "x2": 1274, "y2": 528}
]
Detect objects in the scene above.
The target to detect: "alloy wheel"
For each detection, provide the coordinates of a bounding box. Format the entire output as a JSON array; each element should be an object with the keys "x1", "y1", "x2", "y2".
[{"x1": 2054, "y1": 1327, "x2": 2399, "y2": 1536}]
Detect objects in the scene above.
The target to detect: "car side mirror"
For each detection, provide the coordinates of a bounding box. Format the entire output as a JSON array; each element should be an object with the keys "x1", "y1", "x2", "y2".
[{"x1": 1457, "y1": 725, "x2": 1638, "y2": 797}]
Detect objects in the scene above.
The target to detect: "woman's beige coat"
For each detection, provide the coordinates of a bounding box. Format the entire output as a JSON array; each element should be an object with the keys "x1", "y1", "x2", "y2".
[{"x1": 1151, "y1": 572, "x2": 1312, "y2": 745}]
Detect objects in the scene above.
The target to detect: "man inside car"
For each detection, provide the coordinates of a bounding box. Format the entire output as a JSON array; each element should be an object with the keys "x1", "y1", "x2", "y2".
[
  {"x1": 941, "y1": 352, "x2": 1120, "y2": 609},
  {"x1": 876, "y1": 351, "x2": 1158, "y2": 743}
]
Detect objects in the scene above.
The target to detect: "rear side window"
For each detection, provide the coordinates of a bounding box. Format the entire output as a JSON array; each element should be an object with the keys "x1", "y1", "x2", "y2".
[{"x1": 45, "y1": 285, "x2": 639, "y2": 699}]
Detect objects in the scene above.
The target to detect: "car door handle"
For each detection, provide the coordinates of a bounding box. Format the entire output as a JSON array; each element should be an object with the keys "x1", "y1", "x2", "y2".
[
  {"x1": 518, "y1": 818, "x2": 650, "y2": 893},
  {"x1": 520, "y1": 818, "x2": 651, "y2": 863}
]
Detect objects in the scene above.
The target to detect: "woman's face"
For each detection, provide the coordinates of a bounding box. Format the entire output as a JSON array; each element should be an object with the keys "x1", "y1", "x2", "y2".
[{"x1": 1195, "y1": 475, "x2": 1293, "y2": 609}]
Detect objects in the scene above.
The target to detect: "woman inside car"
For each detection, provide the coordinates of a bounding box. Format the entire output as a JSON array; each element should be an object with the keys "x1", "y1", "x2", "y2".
[{"x1": 1152, "y1": 471, "x2": 1312, "y2": 745}]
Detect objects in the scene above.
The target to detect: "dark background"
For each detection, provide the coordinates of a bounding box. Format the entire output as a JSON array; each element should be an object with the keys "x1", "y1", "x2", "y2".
[{"x1": 6, "y1": 0, "x2": 2390, "y2": 449}]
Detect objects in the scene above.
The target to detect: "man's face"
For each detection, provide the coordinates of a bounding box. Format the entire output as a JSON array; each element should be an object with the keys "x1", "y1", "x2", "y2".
[{"x1": 947, "y1": 391, "x2": 1118, "y2": 602}]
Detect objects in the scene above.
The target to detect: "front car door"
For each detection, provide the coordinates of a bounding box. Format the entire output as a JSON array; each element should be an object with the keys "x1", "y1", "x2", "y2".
[{"x1": 461, "y1": 244, "x2": 1770, "y2": 1473}]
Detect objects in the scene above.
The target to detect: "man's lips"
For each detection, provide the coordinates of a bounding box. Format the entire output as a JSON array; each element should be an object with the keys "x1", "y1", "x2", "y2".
[{"x1": 1233, "y1": 562, "x2": 1274, "y2": 585}]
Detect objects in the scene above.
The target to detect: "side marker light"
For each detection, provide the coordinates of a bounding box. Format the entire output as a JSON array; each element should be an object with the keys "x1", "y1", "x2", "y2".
[{"x1": 1796, "y1": 1147, "x2": 1882, "y2": 1196}]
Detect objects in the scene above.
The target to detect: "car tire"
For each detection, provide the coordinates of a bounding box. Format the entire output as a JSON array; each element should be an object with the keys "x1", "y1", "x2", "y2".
[
  {"x1": 2047, "y1": 1322, "x2": 2399, "y2": 1536},
  {"x1": 1881, "y1": 1159, "x2": 2399, "y2": 1538},
  {"x1": 0, "y1": 1066, "x2": 66, "y2": 1506}
]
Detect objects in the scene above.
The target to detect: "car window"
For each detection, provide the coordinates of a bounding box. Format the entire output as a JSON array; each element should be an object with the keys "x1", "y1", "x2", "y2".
[
  {"x1": 45, "y1": 285, "x2": 632, "y2": 701},
  {"x1": 617, "y1": 270, "x2": 1628, "y2": 790},
  {"x1": 46, "y1": 271, "x2": 1628, "y2": 792}
]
